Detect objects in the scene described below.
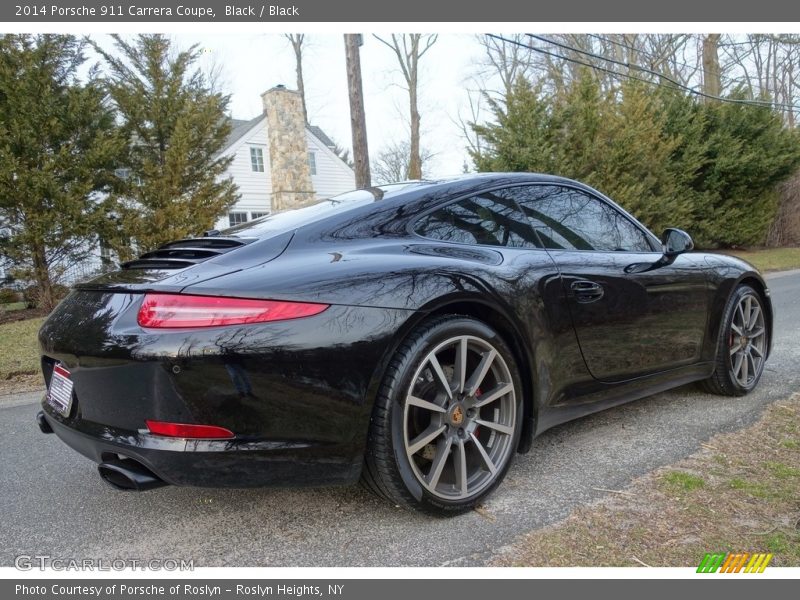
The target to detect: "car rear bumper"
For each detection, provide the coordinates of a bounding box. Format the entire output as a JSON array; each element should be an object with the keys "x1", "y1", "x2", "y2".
[
  {"x1": 37, "y1": 290, "x2": 417, "y2": 488},
  {"x1": 39, "y1": 401, "x2": 363, "y2": 488}
]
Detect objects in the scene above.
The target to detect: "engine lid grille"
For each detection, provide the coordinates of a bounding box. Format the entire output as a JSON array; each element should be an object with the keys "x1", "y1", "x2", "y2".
[{"x1": 121, "y1": 237, "x2": 253, "y2": 270}]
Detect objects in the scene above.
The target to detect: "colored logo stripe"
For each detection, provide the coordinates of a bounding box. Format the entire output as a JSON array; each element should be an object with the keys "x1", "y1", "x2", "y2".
[
  {"x1": 697, "y1": 552, "x2": 773, "y2": 573},
  {"x1": 697, "y1": 553, "x2": 726, "y2": 573},
  {"x1": 744, "y1": 553, "x2": 773, "y2": 573},
  {"x1": 720, "y1": 553, "x2": 749, "y2": 573}
]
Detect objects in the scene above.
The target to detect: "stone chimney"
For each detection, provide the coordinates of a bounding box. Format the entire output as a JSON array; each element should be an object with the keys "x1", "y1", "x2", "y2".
[{"x1": 262, "y1": 85, "x2": 316, "y2": 211}]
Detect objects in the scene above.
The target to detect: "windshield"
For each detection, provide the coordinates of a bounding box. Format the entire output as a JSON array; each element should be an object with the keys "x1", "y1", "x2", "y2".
[{"x1": 221, "y1": 182, "x2": 428, "y2": 238}]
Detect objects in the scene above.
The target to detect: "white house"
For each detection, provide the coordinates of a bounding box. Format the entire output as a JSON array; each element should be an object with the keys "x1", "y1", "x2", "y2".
[
  {"x1": 213, "y1": 85, "x2": 356, "y2": 231},
  {"x1": 0, "y1": 86, "x2": 355, "y2": 288}
]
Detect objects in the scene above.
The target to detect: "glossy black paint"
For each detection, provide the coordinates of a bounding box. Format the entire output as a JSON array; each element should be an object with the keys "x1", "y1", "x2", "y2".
[{"x1": 38, "y1": 173, "x2": 773, "y2": 489}]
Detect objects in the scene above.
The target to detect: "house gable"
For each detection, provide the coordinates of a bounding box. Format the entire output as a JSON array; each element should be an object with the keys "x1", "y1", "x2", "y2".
[
  {"x1": 306, "y1": 128, "x2": 356, "y2": 200},
  {"x1": 213, "y1": 108, "x2": 356, "y2": 230}
]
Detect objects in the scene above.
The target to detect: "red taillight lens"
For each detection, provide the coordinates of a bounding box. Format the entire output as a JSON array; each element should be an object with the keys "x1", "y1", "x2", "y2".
[
  {"x1": 137, "y1": 294, "x2": 329, "y2": 328},
  {"x1": 145, "y1": 420, "x2": 234, "y2": 439}
]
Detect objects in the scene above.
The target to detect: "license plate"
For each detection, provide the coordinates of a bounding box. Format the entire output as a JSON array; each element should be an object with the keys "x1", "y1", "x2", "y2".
[{"x1": 47, "y1": 364, "x2": 74, "y2": 417}]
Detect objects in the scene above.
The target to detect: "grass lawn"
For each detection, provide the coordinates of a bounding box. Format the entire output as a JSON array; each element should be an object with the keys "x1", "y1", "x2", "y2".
[
  {"x1": 0, "y1": 302, "x2": 26, "y2": 312},
  {"x1": 492, "y1": 393, "x2": 800, "y2": 567},
  {"x1": 0, "y1": 317, "x2": 44, "y2": 391},
  {"x1": 721, "y1": 247, "x2": 800, "y2": 272}
]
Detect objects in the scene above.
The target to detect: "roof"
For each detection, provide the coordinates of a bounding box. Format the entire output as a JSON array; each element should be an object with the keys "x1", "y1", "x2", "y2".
[
  {"x1": 307, "y1": 125, "x2": 336, "y2": 149},
  {"x1": 222, "y1": 115, "x2": 264, "y2": 150},
  {"x1": 220, "y1": 115, "x2": 340, "y2": 155}
]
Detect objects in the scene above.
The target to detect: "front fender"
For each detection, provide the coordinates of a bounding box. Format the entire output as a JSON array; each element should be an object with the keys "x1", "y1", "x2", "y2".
[{"x1": 701, "y1": 253, "x2": 773, "y2": 361}]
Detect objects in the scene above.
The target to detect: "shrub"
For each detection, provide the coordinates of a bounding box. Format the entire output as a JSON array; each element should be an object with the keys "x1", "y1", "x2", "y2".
[
  {"x1": 0, "y1": 288, "x2": 19, "y2": 304},
  {"x1": 472, "y1": 74, "x2": 800, "y2": 248}
]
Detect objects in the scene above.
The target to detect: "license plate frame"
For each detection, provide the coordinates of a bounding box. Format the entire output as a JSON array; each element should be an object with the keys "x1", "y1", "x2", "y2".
[{"x1": 47, "y1": 364, "x2": 74, "y2": 417}]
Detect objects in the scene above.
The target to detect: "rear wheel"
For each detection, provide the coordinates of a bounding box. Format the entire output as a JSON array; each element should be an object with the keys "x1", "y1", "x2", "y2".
[
  {"x1": 702, "y1": 285, "x2": 768, "y2": 396},
  {"x1": 362, "y1": 316, "x2": 523, "y2": 515}
]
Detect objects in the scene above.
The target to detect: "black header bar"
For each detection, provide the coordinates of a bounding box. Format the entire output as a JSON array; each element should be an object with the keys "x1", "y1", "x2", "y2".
[{"x1": 4, "y1": 0, "x2": 800, "y2": 23}]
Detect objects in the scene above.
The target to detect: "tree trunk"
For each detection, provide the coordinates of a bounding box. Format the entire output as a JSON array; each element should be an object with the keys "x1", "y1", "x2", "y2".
[
  {"x1": 291, "y1": 36, "x2": 308, "y2": 123},
  {"x1": 702, "y1": 34, "x2": 722, "y2": 99},
  {"x1": 408, "y1": 82, "x2": 422, "y2": 180},
  {"x1": 344, "y1": 34, "x2": 371, "y2": 188},
  {"x1": 31, "y1": 241, "x2": 54, "y2": 311},
  {"x1": 373, "y1": 34, "x2": 436, "y2": 181}
]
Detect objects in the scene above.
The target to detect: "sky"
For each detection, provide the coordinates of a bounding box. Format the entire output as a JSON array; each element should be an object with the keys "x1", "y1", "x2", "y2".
[{"x1": 92, "y1": 33, "x2": 488, "y2": 177}]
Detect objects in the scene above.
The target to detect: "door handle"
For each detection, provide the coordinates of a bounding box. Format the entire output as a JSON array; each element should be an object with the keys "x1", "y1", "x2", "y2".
[{"x1": 570, "y1": 280, "x2": 604, "y2": 303}]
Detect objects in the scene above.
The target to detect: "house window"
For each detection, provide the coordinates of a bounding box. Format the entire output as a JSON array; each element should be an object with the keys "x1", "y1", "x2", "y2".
[
  {"x1": 250, "y1": 147, "x2": 264, "y2": 172},
  {"x1": 228, "y1": 212, "x2": 248, "y2": 227},
  {"x1": 250, "y1": 212, "x2": 268, "y2": 220},
  {"x1": 308, "y1": 152, "x2": 317, "y2": 175}
]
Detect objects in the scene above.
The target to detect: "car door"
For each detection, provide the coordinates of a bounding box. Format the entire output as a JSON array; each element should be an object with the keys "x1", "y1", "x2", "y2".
[
  {"x1": 497, "y1": 184, "x2": 710, "y2": 383},
  {"x1": 411, "y1": 188, "x2": 591, "y2": 388}
]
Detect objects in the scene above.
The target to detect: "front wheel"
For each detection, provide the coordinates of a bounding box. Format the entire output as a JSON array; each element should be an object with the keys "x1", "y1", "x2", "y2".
[
  {"x1": 702, "y1": 284, "x2": 769, "y2": 396},
  {"x1": 362, "y1": 316, "x2": 523, "y2": 515}
]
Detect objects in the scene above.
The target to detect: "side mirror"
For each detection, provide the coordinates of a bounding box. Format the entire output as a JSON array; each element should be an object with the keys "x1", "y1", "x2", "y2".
[{"x1": 661, "y1": 228, "x2": 694, "y2": 257}]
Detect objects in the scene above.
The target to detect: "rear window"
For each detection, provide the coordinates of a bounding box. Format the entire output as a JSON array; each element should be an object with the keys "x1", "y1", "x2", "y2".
[{"x1": 222, "y1": 183, "x2": 427, "y2": 238}]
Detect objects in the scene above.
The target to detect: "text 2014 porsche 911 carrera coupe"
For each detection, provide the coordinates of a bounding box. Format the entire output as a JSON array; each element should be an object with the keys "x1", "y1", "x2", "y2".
[{"x1": 37, "y1": 173, "x2": 772, "y2": 514}]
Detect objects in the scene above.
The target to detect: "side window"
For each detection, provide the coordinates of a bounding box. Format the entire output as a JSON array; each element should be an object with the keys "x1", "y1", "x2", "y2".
[
  {"x1": 506, "y1": 185, "x2": 653, "y2": 252},
  {"x1": 250, "y1": 147, "x2": 265, "y2": 172},
  {"x1": 414, "y1": 192, "x2": 541, "y2": 248},
  {"x1": 308, "y1": 152, "x2": 317, "y2": 175}
]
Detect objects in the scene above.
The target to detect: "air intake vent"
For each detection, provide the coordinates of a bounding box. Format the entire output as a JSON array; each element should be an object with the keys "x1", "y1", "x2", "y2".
[{"x1": 121, "y1": 237, "x2": 253, "y2": 270}]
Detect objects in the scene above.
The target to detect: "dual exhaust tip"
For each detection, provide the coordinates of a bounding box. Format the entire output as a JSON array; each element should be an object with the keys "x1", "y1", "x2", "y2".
[
  {"x1": 37, "y1": 410, "x2": 167, "y2": 491},
  {"x1": 97, "y1": 459, "x2": 167, "y2": 492}
]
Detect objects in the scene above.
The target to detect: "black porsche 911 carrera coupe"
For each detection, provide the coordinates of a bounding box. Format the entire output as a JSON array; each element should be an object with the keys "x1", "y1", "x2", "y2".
[{"x1": 37, "y1": 173, "x2": 772, "y2": 514}]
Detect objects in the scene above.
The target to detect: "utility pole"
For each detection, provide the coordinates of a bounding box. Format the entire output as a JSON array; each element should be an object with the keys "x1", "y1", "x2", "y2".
[
  {"x1": 344, "y1": 34, "x2": 371, "y2": 188},
  {"x1": 702, "y1": 34, "x2": 722, "y2": 99}
]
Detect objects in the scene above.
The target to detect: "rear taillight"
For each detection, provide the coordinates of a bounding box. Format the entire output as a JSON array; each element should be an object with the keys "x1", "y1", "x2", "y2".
[
  {"x1": 145, "y1": 420, "x2": 234, "y2": 439},
  {"x1": 137, "y1": 293, "x2": 329, "y2": 328}
]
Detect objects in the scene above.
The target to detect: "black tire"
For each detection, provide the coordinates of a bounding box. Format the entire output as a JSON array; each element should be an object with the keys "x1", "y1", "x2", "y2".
[
  {"x1": 362, "y1": 315, "x2": 524, "y2": 516},
  {"x1": 701, "y1": 284, "x2": 769, "y2": 396}
]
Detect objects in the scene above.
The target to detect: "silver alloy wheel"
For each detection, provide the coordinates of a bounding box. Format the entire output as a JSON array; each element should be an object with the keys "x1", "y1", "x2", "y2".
[
  {"x1": 728, "y1": 293, "x2": 767, "y2": 388},
  {"x1": 402, "y1": 335, "x2": 516, "y2": 501}
]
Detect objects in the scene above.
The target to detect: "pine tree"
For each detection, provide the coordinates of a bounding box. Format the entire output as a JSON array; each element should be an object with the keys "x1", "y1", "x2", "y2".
[
  {"x1": 471, "y1": 78, "x2": 556, "y2": 174},
  {"x1": 94, "y1": 35, "x2": 238, "y2": 259},
  {"x1": 0, "y1": 35, "x2": 123, "y2": 309},
  {"x1": 591, "y1": 81, "x2": 691, "y2": 235},
  {"x1": 470, "y1": 72, "x2": 800, "y2": 248},
  {"x1": 549, "y1": 70, "x2": 607, "y2": 187},
  {"x1": 691, "y1": 98, "x2": 800, "y2": 247},
  {"x1": 471, "y1": 74, "x2": 690, "y2": 234}
]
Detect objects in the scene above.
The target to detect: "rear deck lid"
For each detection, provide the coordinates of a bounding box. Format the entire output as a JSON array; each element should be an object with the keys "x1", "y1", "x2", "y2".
[{"x1": 76, "y1": 230, "x2": 295, "y2": 293}]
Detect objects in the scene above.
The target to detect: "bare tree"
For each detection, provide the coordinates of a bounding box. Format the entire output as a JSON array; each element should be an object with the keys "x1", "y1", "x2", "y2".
[
  {"x1": 475, "y1": 34, "x2": 536, "y2": 98},
  {"x1": 768, "y1": 173, "x2": 800, "y2": 246},
  {"x1": 454, "y1": 35, "x2": 539, "y2": 162},
  {"x1": 720, "y1": 34, "x2": 800, "y2": 126},
  {"x1": 284, "y1": 34, "x2": 307, "y2": 123},
  {"x1": 344, "y1": 34, "x2": 370, "y2": 187},
  {"x1": 373, "y1": 34, "x2": 438, "y2": 180},
  {"x1": 455, "y1": 86, "x2": 486, "y2": 157},
  {"x1": 372, "y1": 140, "x2": 435, "y2": 184}
]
